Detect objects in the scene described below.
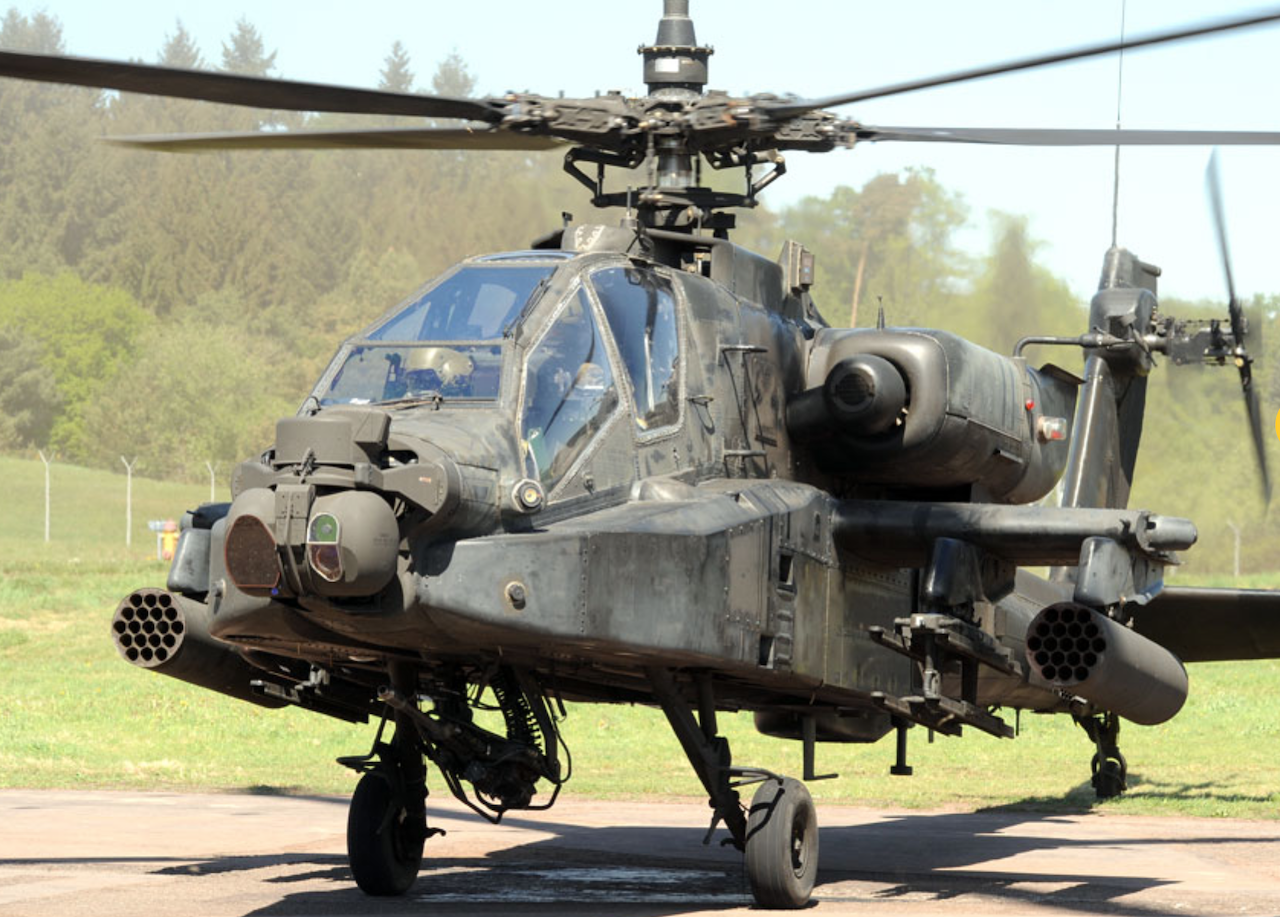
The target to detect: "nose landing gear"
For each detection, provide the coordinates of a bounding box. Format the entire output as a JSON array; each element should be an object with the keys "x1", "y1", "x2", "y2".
[
  {"x1": 347, "y1": 766, "x2": 427, "y2": 895},
  {"x1": 341, "y1": 706, "x2": 440, "y2": 896},
  {"x1": 648, "y1": 667, "x2": 820, "y2": 909},
  {"x1": 339, "y1": 662, "x2": 568, "y2": 897}
]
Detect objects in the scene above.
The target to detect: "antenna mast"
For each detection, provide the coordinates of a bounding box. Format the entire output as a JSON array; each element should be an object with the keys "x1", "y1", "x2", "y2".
[{"x1": 1110, "y1": 1, "x2": 1129, "y2": 247}]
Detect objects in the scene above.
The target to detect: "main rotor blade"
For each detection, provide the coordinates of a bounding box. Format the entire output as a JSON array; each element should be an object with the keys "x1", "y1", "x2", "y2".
[
  {"x1": 0, "y1": 49, "x2": 505, "y2": 123},
  {"x1": 767, "y1": 7, "x2": 1280, "y2": 118},
  {"x1": 106, "y1": 127, "x2": 564, "y2": 153},
  {"x1": 854, "y1": 126, "x2": 1280, "y2": 146}
]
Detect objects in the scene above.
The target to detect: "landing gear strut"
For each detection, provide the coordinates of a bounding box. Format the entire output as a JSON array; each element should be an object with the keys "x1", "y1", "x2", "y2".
[
  {"x1": 1076, "y1": 711, "x2": 1127, "y2": 799},
  {"x1": 647, "y1": 668, "x2": 819, "y2": 909},
  {"x1": 339, "y1": 662, "x2": 567, "y2": 897},
  {"x1": 341, "y1": 666, "x2": 437, "y2": 896}
]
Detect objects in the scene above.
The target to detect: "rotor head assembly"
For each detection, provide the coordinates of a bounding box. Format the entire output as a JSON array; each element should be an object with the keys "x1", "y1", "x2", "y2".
[{"x1": 4, "y1": 3, "x2": 1280, "y2": 229}]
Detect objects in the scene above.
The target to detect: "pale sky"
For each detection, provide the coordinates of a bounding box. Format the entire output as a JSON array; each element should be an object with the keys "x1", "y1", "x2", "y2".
[{"x1": 16, "y1": 1, "x2": 1280, "y2": 302}]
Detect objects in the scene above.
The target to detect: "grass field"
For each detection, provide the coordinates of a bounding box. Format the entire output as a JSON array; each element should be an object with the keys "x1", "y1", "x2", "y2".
[{"x1": 2, "y1": 454, "x2": 1280, "y2": 816}]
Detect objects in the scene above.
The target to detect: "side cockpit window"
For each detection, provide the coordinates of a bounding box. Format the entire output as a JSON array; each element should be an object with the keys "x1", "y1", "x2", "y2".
[
  {"x1": 520, "y1": 289, "x2": 618, "y2": 491},
  {"x1": 591, "y1": 267, "x2": 680, "y2": 431}
]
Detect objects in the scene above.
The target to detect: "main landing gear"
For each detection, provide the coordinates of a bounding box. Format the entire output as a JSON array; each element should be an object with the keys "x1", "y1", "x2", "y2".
[
  {"x1": 1076, "y1": 710, "x2": 1127, "y2": 799},
  {"x1": 648, "y1": 668, "x2": 819, "y2": 909},
  {"x1": 746, "y1": 776, "x2": 820, "y2": 908}
]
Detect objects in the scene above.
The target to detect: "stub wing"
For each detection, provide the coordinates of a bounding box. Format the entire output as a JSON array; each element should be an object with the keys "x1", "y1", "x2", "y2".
[{"x1": 1131, "y1": 587, "x2": 1280, "y2": 662}]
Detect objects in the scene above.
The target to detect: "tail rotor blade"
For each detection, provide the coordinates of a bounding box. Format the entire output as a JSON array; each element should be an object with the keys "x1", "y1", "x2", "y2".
[
  {"x1": 1207, "y1": 150, "x2": 1245, "y2": 341},
  {"x1": 1242, "y1": 360, "x2": 1272, "y2": 504},
  {"x1": 1207, "y1": 151, "x2": 1271, "y2": 503}
]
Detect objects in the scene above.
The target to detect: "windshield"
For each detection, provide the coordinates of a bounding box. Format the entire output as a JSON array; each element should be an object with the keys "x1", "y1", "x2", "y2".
[
  {"x1": 314, "y1": 263, "x2": 559, "y2": 407},
  {"x1": 369, "y1": 265, "x2": 554, "y2": 342},
  {"x1": 319, "y1": 343, "x2": 503, "y2": 406}
]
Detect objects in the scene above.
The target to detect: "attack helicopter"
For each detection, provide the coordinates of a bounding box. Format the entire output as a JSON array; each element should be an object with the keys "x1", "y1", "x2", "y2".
[{"x1": 6, "y1": 1, "x2": 1280, "y2": 908}]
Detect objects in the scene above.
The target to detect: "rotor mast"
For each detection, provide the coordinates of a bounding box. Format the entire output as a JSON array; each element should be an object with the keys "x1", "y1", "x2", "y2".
[
  {"x1": 560, "y1": 1, "x2": 764, "y2": 231},
  {"x1": 640, "y1": 0, "x2": 712, "y2": 98},
  {"x1": 639, "y1": 0, "x2": 710, "y2": 197}
]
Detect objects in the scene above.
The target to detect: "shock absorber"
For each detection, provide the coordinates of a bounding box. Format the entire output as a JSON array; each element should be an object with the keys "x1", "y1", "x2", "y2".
[{"x1": 492, "y1": 667, "x2": 543, "y2": 752}]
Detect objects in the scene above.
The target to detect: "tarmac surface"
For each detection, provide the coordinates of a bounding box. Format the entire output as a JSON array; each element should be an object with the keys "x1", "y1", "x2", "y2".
[{"x1": 2, "y1": 789, "x2": 1280, "y2": 916}]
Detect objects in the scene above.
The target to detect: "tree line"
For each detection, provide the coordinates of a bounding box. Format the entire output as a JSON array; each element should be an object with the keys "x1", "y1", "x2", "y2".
[{"x1": 0, "y1": 9, "x2": 1273, "y2": 574}]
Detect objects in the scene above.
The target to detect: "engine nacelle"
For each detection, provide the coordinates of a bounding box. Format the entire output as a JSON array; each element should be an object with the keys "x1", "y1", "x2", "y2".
[{"x1": 789, "y1": 328, "x2": 1078, "y2": 503}]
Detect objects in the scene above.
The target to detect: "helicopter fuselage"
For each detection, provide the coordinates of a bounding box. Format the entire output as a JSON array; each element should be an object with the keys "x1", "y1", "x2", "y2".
[{"x1": 118, "y1": 226, "x2": 1198, "y2": 756}]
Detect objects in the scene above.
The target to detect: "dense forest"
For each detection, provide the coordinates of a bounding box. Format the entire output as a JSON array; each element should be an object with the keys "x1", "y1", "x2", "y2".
[{"x1": 0, "y1": 11, "x2": 1274, "y2": 575}]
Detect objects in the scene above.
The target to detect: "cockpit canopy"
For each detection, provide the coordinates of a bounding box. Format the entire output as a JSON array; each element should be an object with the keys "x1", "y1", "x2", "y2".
[
  {"x1": 310, "y1": 251, "x2": 685, "y2": 498},
  {"x1": 368, "y1": 263, "x2": 552, "y2": 342},
  {"x1": 317, "y1": 262, "x2": 557, "y2": 406}
]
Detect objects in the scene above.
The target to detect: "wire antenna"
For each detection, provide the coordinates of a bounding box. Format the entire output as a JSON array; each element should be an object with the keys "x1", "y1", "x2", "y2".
[{"x1": 1111, "y1": 0, "x2": 1129, "y2": 247}]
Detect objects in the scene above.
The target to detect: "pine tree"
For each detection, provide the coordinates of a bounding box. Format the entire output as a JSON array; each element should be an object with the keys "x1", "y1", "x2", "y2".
[
  {"x1": 218, "y1": 19, "x2": 293, "y2": 130},
  {"x1": 159, "y1": 20, "x2": 203, "y2": 70},
  {"x1": 0, "y1": 9, "x2": 64, "y2": 53},
  {"x1": 431, "y1": 52, "x2": 475, "y2": 97},
  {"x1": 220, "y1": 18, "x2": 276, "y2": 76},
  {"x1": 379, "y1": 41, "x2": 414, "y2": 93}
]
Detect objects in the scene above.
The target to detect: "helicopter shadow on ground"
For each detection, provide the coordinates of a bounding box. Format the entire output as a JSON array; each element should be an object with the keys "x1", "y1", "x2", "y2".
[
  {"x1": 7, "y1": 785, "x2": 1271, "y2": 916},
  {"x1": 234, "y1": 782, "x2": 1280, "y2": 917},
  {"x1": 239, "y1": 802, "x2": 759, "y2": 916},
  {"x1": 980, "y1": 771, "x2": 1280, "y2": 816}
]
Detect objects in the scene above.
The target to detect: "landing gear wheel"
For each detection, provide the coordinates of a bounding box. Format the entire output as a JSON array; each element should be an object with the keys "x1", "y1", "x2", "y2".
[
  {"x1": 347, "y1": 770, "x2": 425, "y2": 896},
  {"x1": 745, "y1": 777, "x2": 819, "y2": 909},
  {"x1": 1091, "y1": 752, "x2": 1128, "y2": 800}
]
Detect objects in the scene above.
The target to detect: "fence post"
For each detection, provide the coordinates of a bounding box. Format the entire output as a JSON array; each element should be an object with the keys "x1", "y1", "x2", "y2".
[
  {"x1": 205, "y1": 461, "x2": 216, "y2": 504},
  {"x1": 121, "y1": 456, "x2": 138, "y2": 547},
  {"x1": 37, "y1": 450, "x2": 52, "y2": 543},
  {"x1": 1226, "y1": 520, "x2": 1242, "y2": 580}
]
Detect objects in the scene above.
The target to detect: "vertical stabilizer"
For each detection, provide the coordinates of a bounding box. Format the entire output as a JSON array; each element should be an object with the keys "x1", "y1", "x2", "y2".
[{"x1": 1059, "y1": 247, "x2": 1161, "y2": 511}]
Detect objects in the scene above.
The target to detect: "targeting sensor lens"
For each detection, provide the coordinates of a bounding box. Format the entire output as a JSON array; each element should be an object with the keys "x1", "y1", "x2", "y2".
[
  {"x1": 306, "y1": 512, "x2": 342, "y2": 582},
  {"x1": 307, "y1": 543, "x2": 343, "y2": 583},
  {"x1": 308, "y1": 513, "x2": 340, "y2": 544},
  {"x1": 224, "y1": 515, "x2": 280, "y2": 591}
]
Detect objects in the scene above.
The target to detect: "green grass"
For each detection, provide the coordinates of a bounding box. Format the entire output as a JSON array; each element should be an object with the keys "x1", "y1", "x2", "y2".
[
  {"x1": 0, "y1": 453, "x2": 226, "y2": 554},
  {"x1": 2, "y1": 454, "x2": 1280, "y2": 816}
]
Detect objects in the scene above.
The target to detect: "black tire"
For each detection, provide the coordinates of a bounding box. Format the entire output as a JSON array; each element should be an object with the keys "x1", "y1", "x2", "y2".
[
  {"x1": 347, "y1": 770, "x2": 424, "y2": 896},
  {"x1": 1091, "y1": 754, "x2": 1127, "y2": 800},
  {"x1": 745, "y1": 777, "x2": 819, "y2": 909}
]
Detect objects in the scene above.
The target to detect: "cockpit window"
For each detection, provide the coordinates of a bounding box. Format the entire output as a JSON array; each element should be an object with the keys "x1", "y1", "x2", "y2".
[
  {"x1": 521, "y1": 289, "x2": 618, "y2": 491},
  {"x1": 591, "y1": 267, "x2": 681, "y2": 431},
  {"x1": 369, "y1": 265, "x2": 553, "y2": 342},
  {"x1": 319, "y1": 343, "x2": 503, "y2": 406}
]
